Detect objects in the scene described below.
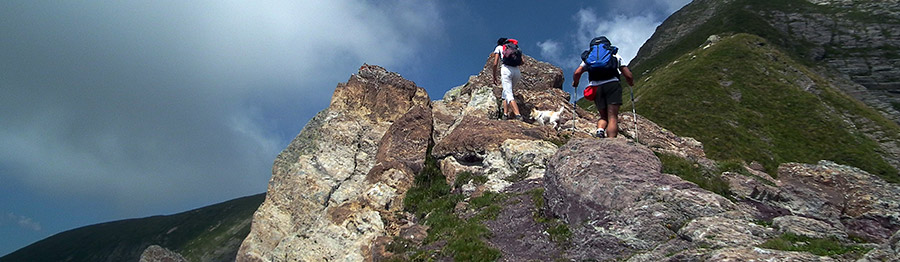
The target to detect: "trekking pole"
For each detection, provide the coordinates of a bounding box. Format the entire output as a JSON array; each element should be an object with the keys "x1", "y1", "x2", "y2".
[
  {"x1": 628, "y1": 84, "x2": 638, "y2": 143},
  {"x1": 571, "y1": 85, "x2": 577, "y2": 132}
]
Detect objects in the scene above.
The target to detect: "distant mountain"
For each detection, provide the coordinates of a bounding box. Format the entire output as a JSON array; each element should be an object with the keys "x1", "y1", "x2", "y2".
[
  {"x1": 626, "y1": 0, "x2": 900, "y2": 181},
  {"x1": 632, "y1": 0, "x2": 900, "y2": 123},
  {"x1": 0, "y1": 193, "x2": 264, "y2": 262}
]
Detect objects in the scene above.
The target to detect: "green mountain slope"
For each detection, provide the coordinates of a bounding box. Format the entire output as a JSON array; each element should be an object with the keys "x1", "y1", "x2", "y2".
[
  {"x1": 632, "y1": 0, "x2": 900, "y2": 76},
  {"x1": 629, "y1": 33, "x2": 900, "y2": 181},
  {"x1": 0, "y1": 193, "x2": 264, "y2": 262}
]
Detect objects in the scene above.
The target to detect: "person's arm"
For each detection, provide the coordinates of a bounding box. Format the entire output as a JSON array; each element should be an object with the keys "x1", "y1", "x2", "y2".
[
  {"x1": 492, "y1": 53, "x2": 500, "y2": 85},
  {"x1": 572, "y1": 65, "x2": 585, "y2": 88},
  {"x1": 620, "y1": 66, "x2": 634, "y2": 86}
]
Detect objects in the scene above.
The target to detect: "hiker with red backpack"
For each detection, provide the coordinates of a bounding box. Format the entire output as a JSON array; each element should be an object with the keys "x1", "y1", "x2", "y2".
[
  {"x1": 492, "y1": 38, "x2": 525, "y2": 121},
  {"x1": 572, "y1": 36, "x2": 634, "y2": 138}
]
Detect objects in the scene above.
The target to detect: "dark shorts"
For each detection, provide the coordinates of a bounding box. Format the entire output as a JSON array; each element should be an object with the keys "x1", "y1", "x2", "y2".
[{"x1": 592, "y1": 81, "x2": 623, "y2": 110}]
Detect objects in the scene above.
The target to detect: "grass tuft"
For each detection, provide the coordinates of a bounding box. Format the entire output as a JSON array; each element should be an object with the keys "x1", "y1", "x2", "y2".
[
  {"x1": 759, "y1": 233, "x2": 871, "y2": 258},
  {"x1": 399, "y1": 147, "x2": 501, "y2": 261},
  {"x1": 656, "y1": 152, "x2": 733, "y2": 200}
]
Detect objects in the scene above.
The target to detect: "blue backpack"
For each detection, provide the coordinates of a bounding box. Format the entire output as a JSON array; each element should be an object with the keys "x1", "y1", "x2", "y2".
[{"x1": 581, "y1": 36, "x2": 620, "y2": 80}]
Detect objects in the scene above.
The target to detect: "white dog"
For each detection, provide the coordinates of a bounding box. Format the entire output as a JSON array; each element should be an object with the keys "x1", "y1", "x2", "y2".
[{"x1": 530, "y1": 106, "x2": 564, "y2": 129}]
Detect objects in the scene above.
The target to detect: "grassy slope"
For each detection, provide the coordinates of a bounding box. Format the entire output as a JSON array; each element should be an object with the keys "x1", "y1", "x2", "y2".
[
  {"x1": 1, "y1": 193, "x2": 264, "y2": 262},
  {"x1": 633, "y1": 0, "x2": 837, "y2": 76},
  {"x1": 631, "y1": 33, "x2": 899, "y2": 182}
]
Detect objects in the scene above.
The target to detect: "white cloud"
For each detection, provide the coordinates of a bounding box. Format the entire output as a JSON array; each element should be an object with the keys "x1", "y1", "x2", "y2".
[
  {"x1": 0, "y1": 0, "x2": 443, "y2": 217},
  {"x1": 574, "y1": 10, "x2": 662, "y2": 65},
  {"x1": 5, "y1": 213, "x2": 42, "y2": 232},
  {"x1": 537, "y1": 40, "x2": 565, "y2": 66}
]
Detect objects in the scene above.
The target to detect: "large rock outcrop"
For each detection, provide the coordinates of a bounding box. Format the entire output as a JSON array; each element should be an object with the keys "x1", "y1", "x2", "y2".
[
  {"x1": 237, "y1": 65, "x2": 431, "y2": 261},
  {"x1": 544, "y1": 139, "x2": 744, "y2": 261},
  {"x1": 429, "y1": 54, "x2": 578, "y2": 193},
  {"x1": 237, "y1": 52, "x2": 900, "y2": 261},
  {"x1": 726, "y1": 160, "x2": 900, "y2": 244}
]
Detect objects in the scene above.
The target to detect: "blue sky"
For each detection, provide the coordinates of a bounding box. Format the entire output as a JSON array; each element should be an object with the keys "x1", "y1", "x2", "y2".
[{"x1": 0, "y1": 0, "x2": 689, "y2": 256}]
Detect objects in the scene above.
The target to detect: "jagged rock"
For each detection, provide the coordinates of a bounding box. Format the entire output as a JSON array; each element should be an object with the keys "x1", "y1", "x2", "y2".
[
  {"x1": 430, "y1": 99, "x2": 459, "y2": 145},
  {"x1": 679, "y1": 216, "x2": 774, "y2": 249},
  {"x1": 544, "y1": 138, "x2": 736, "y2": 260},
  {"x1": 618, "y1": 113, "x2": 709, "y2": 166},
  {"x1": 859, "y1": 230, "x2": 900, "y2": 262},
  {"x1": 432, "y1": 116, "x2": 558, "y2": 161},
  {"x1": 431, "y1": 116, "x2": 563, "y2": 193},
  {"x1": 442, "y1": 54, "x2": 582, "y2": 131},
  {"x1": 706, "y1": 247, "x2": 836, "y2": 261},
  {"x1": 461, "y1": 85, "x2": 500, "y2": 120},
  {"x1": 484, "y1": 181, "x2": 565, "y2": 262},
  {"x1": 500, "y1": 139, "x2": 558, "y2": 181},
  {"x1": 728, "y1": 160, "x2": 900, "y2": 244},
  {"x1": 464, "y1": 55, "x2": 564, "y2": 99},
  {"x1": 778, "y1": 161, "x2": 900, "y2": 243},
  {"x1": 237, "y1": 65, "x2": 431, "y2": 262},
  {"x1": 773, "y1": 215, "x2": 849, "y2": 240},
  {"x1": 139, "y1": 245, "x2": 187, "y2": 262}
]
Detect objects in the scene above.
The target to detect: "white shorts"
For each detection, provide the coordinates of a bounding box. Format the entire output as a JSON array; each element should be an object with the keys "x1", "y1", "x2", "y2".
[{"x1": 500, "y1": 65, "x2": 521, "y2": 102}]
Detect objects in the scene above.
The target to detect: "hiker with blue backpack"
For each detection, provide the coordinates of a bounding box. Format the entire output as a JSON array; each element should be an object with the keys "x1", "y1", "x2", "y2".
[
  {"x1": 572, "y1": 36, "x2": 634, "y2": 138},
  {"x1": 492, "y1": 38, "x2": 525, "y2": 121}
]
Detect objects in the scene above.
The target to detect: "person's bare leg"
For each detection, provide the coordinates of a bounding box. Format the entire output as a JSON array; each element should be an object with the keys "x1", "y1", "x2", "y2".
[
  {"x1": 503, "y1": 100, "x2": 510, "y2": 118},
  {"x1": 510, "y1": 100, "x2": 521, "y2": 116},
  {"x1": 597, "y1": 107, "x2": 608, "y2": 130},
  {"x1": 607, "y1": 104, "x2": 621, "y2": 138}
]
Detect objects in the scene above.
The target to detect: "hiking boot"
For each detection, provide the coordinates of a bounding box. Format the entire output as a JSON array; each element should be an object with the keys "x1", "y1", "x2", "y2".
[
  {"x1": 501, "y1": 114, "x2": 509, "y2": 120},
  {"x1": 515, "y1": 115, "x2": 523, "y2": 121},
  {"x1": 594, "y1": 129, "x2": 606, "y2": 138}
]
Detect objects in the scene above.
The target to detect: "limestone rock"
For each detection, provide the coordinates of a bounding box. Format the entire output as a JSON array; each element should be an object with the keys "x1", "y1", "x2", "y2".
[
  {"x1": 139, "y1": 245, "x2": 187, "y2": 262},
  {"x1": 706, "y1": 247, "x2": 836, "y2": 262},
  {"x1": 859, "y1": 230, "x2": 900, "y2": 262},
  {"x1": 728, "y1": 160, "x2": 900, "y2": 244},
  {"x1": 237, "y1": 65, "x2": 431, "y2": 262},
  {"x1": 432, "y1": 116, "x2": 558, "y2": 162},
  {"x1": 619, "y1": 113, "x2": 708, "y2": 165},
  {"x1": 678, "y1": 216, "x2": 773, "y2": 249},
  {"x1": 777, "y1": 161, "x2": 900, "y2": 243},
  {"x1": 544, "y1": 138, "x2": 736, "y2": 260},
  {"x1": 773, "y1": 215, "x2": 848, "y2": 240},
  {"x1": 500, "y1": 139, "x2": 558, "y2": 181}
]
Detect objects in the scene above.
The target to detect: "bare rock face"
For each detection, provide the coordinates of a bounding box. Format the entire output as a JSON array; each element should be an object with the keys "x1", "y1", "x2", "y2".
[
  {"x1": 860, "y1": 230, "x2": 900, "y2": 262},
  {"x1": 544, "y1": 138, "x2": 737, "y2": 260},
  {"x1": 618, "y1": 113, "x2": 708, "y2": 164},
  {"x1": 432, "y1": 117, "x2": 558, "y2": 161},
  {"x1": 726, "y1": 160, "x2": 900, "y2": 243},
  {"x1": 237, "y1": 65, "x2": 431, "y2": 262},
  {"x1": 777, "y1": 161, "x2": 900, "y2": 243},
  {"x1": 706, "y1": 247, "x2": 836, "y2": 262},
  {"x1": 139, "y1": 245, "x2": 187, "y2": 262},
  {"x1": 773, "y1": 215, "x2": 849, "y2": 240}
]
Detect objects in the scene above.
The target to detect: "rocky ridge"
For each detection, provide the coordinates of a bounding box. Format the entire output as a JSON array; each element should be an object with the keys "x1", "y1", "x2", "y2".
[
  {"x1": 237, "y1": 64, "x2": 431, "y2": 261},
  {"x1": 238, "y1": 51, "x2": 900, "y2": 261}
]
